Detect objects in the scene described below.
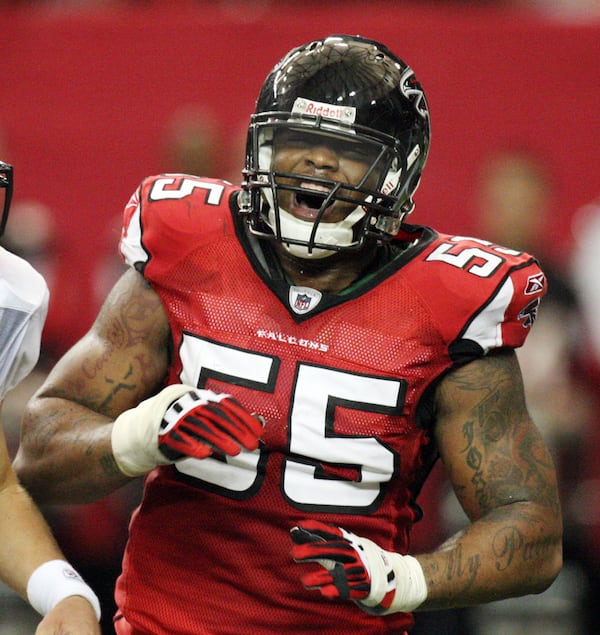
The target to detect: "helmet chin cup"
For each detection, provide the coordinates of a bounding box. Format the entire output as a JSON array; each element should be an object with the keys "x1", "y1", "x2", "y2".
[{"x1": 264, "y1": 193, "x2": 366, "y2": 259}]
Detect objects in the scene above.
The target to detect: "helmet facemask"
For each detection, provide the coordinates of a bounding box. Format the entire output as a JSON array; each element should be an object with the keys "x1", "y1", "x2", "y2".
[
  {"x1": 240, "y1": 34, "x2": 430, "y2": 259},
  {"x1": 243, "y1": 115, "x2": 410, "y2": 258}
]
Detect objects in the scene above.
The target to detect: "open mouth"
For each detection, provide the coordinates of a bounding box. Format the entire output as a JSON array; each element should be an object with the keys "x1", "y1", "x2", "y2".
[{"x1": 291, "y1": 183, "x2": 332, "y2": 220}]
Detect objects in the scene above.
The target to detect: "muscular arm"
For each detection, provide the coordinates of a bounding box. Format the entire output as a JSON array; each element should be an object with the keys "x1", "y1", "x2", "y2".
[
  {"x1": 14, "y1": 269, "x2": 170, "y2": 504},
  {"x1": 416, "y1": 348, "x2": 562, "y2": 608}
]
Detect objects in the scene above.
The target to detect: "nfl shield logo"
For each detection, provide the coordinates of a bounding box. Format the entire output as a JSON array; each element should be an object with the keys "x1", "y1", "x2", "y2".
[
  {"x1": 294, "y1": 293, "x2": 312, "y2": 311},
  {"x1": 289, "y1": 286, "x2": 322, "y2": 315}
]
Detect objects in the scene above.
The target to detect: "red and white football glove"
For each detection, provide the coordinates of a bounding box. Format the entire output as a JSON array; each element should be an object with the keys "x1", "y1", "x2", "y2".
[
  {"x1": 111, "y1": 384, "x2": 264, "y2": 476},
  {"x1": 158, "y1": 389, "x2": 263, "y2": 460},
  {"x1": 290, "y1": 520, "x2": 427, "y2": 615}
]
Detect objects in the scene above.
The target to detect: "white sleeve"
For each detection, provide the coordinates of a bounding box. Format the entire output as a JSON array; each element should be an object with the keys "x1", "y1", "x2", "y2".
[
  {"x1": 0, "y1": 248, "x2": 49, "y2": 399},
  {"x1": 571, "y1": 198, "x2": 600, "y2": 364}
]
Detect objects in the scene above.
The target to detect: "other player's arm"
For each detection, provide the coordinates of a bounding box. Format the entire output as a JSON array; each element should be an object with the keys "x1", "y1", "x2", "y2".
[
  {"x1": 14, "y1": 268, "x2": 171, "y2": 504},
  {"x1": 0, "y1": 409, "x2": 100, "y2": 632},
  {"x1": 416, "y1": 348, "x2": 563, "y2": 608}
]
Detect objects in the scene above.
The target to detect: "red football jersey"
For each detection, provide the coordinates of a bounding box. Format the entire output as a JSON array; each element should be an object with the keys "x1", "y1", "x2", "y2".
[{"x1": 115, "y1": 174, "x2": 546, "y2": 635}]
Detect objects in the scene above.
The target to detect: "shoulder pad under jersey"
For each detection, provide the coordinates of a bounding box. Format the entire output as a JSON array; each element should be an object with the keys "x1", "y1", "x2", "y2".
[
  {"x1": 407, "y1": 233, "x2": 546, "y2": 355},
  {"x1": 120, "y1": 174, "x2": 237, "y2": 271}
]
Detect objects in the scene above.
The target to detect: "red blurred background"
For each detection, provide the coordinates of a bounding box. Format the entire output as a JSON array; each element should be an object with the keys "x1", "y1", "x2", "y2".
[{"x1": 2, "y1": 2, "x2": 599, "y2": 351}]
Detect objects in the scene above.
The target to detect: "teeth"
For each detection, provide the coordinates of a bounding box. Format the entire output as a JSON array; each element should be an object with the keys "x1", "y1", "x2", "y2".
[{"x1": 300, "y1": 182, "x2": 329, "y2": 193}]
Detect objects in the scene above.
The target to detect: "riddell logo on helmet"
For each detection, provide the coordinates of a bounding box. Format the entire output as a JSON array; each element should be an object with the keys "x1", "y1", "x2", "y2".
[{"x1": 292, "y1": 98, "x2": 356, "y2": 124}]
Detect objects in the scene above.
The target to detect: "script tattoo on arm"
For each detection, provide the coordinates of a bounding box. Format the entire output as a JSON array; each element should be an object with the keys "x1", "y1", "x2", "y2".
[
  {"x1": 422, "y1": 349, "x2": 562, "y2": 607},
  {"x1": 491, "y1": 525, "x2": 560, "y2": 572}
]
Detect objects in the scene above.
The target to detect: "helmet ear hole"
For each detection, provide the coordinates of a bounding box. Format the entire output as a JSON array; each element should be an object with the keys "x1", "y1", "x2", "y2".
[{"x1": 243, "y1": 34, "x2": 430, "y2": 253}]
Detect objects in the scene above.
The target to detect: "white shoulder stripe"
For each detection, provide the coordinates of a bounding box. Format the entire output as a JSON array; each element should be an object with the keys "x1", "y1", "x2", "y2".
[
  {"x1": 120, "y1": 202, "x2": 148, "y2": 267},
  {"x1": 462, "y1": 277, "x2": 514, "y2": 353}
]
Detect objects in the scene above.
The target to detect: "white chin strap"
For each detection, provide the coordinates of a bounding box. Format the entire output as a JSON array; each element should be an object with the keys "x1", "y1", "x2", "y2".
[{"x1": 267, "y1": 204, "x2": 365, "y2": 259}]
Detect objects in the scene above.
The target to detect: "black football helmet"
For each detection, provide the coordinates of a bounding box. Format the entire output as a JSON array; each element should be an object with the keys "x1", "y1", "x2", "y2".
[
  {"x1": 241, "y1": 34, "x2": 430, "y2": 258},
  {"x1": 0, "y1": 160, "x2": 13, "y2": 237}
]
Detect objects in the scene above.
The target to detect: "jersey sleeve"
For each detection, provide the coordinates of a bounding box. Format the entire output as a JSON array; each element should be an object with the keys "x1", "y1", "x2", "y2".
[
  {"x1": 412, "y1": 235, "x2": 547, "y2": 358},
  {"x1": 119, "y1": 174, "x2": 235, "y2": 274},
  {"x1": 460, "y1": 258, "x2": 545, "y2": 353},
  {"x1": 0, "y1": 248, "x2": 49, "y2": 399}
]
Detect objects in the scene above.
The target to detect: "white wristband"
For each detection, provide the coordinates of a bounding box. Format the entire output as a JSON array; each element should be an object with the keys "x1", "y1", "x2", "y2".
[
  {"x1": 111, "y1": 383, "x2": 195, "y2": 476},
  {"x1": 355, "y1": 535, "x2": 427, "y2": 614},
  {"x1": 386, "y1": 553, "x2": 428, "y2": 613},
  {"x1": 26, "y1": 560, "x2": 101, "y2": 621}
]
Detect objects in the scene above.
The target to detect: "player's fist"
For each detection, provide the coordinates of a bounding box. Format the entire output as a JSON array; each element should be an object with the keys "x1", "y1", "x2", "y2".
[
  {"x1": 111, "y1": 384, "x2": 264, "y2": 477},
  {"x1": 290, "y1": 520, "x2": 379, "y2": 603},
  {"x1": 290, "y1": 520, "x2": 427, "y2": 615},
  {"x1": 158, "y1": 390, "x2": 263, "y2": 460}
]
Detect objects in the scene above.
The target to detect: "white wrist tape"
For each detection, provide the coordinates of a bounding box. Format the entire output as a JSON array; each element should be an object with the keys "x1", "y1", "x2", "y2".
[
  {"x1": 111, "y1": 383, "x2": 196, "y2": 476},
  {"x1": 26, "y1": 559, "x2": 101, "y2": 621},
  {"x1": 385, "y1": 553, "x2": 428, "y2": 613},
  {"x1": 356, "y1": 537, "x2": 427, "y2": 613}
]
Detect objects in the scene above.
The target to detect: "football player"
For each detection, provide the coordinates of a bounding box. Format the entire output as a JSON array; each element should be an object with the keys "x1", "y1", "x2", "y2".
[
  {"x1": 14, "y1": 35, "x2": 562, "y2": 634},
  {"x1": 0, "y1": 160, "x2": 101, "y2": 634}
]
